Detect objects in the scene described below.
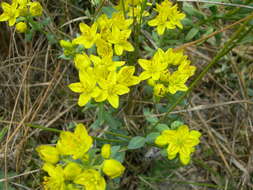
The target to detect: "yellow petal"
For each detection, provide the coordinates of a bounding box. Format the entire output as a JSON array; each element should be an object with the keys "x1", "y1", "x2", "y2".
[
  {"x1": 179, "y1": 153, "x2": 190, "y2": 165},
  {"x1": 115, "y1": 84, "x2": 129, "y2": 95},
  {"x1": 68, "y1": 82, "x2": 84, "y2": 93},
  {"x1": 157, "y1": 25, "x2": 166, "y2": 35},
  {"x1": 108, "y1": 94, "x2": 119, "y2": 108},
  {"x1": 139, "y1": 71, "x2": 151, "y2": 80},
  {"x1": 138, "y1": 59, "x2": 150, "y2": 70},
  {"x1": 78, "y1": 93, "x2": 91, "y2": 106},
  {"x1": 155, "y1": 135, "x2": 168, "y2": 146},
  {"x1": 115, "y1": 44, "x2": 124, "y2": 56},
  {"x1": 167, "y1": 144, "x2": 180, "y2": 156},
  {"x1": 148, "y1": 18, "x2": 158, "y2": 26}
]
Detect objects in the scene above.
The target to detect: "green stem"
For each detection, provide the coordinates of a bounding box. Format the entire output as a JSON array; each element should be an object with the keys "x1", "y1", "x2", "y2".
[
  {"x1": 152, "y1": 13, "x2": 253, "y2": 127},
  {"x1": 105, "y1": 131, "x2": 131, "y2": 139},
  {"x1": 121, "y1": 0, "x2": 127, "y2": 18},
  {"x1": 93, "y1": 0, "x2": 106, "y2": 21},
  {"x1": 26, "y1": 123, "x2": 62, "y2": 133}
]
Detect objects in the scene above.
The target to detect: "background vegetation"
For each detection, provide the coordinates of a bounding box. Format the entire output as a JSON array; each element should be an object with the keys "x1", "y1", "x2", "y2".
[{"x1": 0, "y1": 0, "x2": 253, "y2": 189}]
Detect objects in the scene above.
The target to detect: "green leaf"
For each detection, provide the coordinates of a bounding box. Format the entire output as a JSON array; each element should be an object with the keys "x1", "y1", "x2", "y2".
[
  {"x1": 111, "y1": 146, "x2": 125, "y2": 163},
  {"x1": 145, "y1": 132, "x2": 160, "y2": 143},
  {"x1": 41, "y1": 17, "x2": 51, "y2": 26},
  {"x1": 171, "y1": 121, "x2": 184, "y2": 129},
  {"x1": 25, "y1": 29, "x2": 33, "y2": 41},
  {"x1": 111, "y1": 146, "x2": 121, "y2": 158},
  {"x1": 90, "y1": 119, "x2": 101, "y2": 129},
  {"x1": 185, "y1": 27, "x2": 199, "y2": 41},
  {"x1": 0, "y1": 126, "x2": 8, "y2": 142},
  {"x1": 128, "y1": 136, "x2": 146, "y2": 150},
  {"x1": 46, "y1": 33, "x2": 57, "y2": 45},
  {"x1": 58, "y1": 54, "x2": 72, "y2": 60},
  {"x1": 183, "y1": 3, "x2": 205, "y2": 19},
  {"x1": 104, "y1": 111, "x2": 121, "y2": 129},
  {"x1": 155, "y1": 124, "x2": 169, "y2": 132},
  {"x1": 143, "y1": 108, "x2": 158, "y2": 124},
  {"x1": 102, "y1": 6, "x2": 116, "y2": 18}
]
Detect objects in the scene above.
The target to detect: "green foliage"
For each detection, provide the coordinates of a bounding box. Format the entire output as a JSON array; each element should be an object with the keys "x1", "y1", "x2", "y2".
[{"x1": 128, "y1": 136, "x2": 146, "y2": 149}]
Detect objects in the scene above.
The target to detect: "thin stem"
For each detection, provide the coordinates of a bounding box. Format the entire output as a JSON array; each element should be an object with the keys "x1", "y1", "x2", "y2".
[
  {"x1": 93, "y1": 0, "x2": 106, "y2": 20},
  {"x1": 26, "y1": 123, "x2": 62, "y2": 133},
  {"x1": 105, "y1": 131, "x2": 132, "y2": 139}
]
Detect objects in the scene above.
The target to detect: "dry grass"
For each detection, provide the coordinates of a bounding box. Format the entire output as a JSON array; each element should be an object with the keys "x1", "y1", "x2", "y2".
[{"x1": 0, "y1": 0, "x2": 253, "y2": 189}]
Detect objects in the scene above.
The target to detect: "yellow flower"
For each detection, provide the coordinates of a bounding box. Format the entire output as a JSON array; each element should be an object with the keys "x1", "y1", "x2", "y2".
[
  {"x1": 29, "y1": 1, "x2": 43, "y2": 16},
  {"x1": 95, "y1": 72, "x2": 130, "y2": 108},
  {"x1": 42, "y1": 163, "x2": 66, "y2": 190},
  {"x1": 101, "y1": 144, "x2": 111, "y2": 159},
  {"x1": 93, "y1": 65, "x2": 110, "y2": 83},
  {"x1": 68, "y1": 70, "x2": 101, "y2": 106},
  {"x1": 178, "y1": 60, "x2": 196, "y2": 77},
  {"x1": 159, "y1": 70, "x2": 170, "y2": 82},
  {"x1": 16, "y1": 22, "x2": 27, "y2": 33},
  {"x1": 108, "y1": 26, "x2": 134, "y2": 56},
  {"x1": 96, "y1": 38, "x2": 113, "y2": 58},
  {"x1": 74, "y1": 53, "x2": 91, "y2": 70},
  {"x1": 166, "y1": 49, "x2": 188, "y2": 66},
  {"x1": 116, "y1": 66, "x2": 140, "y2": 87},
  {"x1": 73, "y1": 22, "x2": 99, "y2": 49},
  {"x1": 96, "y1": 14, "x2": 112, "y2": 41},
  {"x1": 111, "y1": 11, "x2": 133, "y2": 30},
  {"x1": 63, "y1": 162, "x2": 82, "y2": 180},
  {"x1": 102, "y1": 159, "x2": 125, "y2": 179},
  {"x1": 90, "y1": 55, "x2": 125, "y2": 72},
  {"x1": 155, "y1": 125, "x2": 201, "y2": 165},
  {"x1": 60, "y1": 40, "x2": 77, "y2": 56},
  {"x1": 148, "y1": 0, "x2": 185, "y2": 35},
  {"x1": 153, "y1": 83, "x2": 167, "y2": 97},
  {"x1": 56, "y1": 123, "x2": 93, "y2": 159},
  {"x1": 0, "y1": 1, "x2": 19, "y2": 26},
  {"x1": 167, "y1": 71, "x2": 188, "y2": 94},
  {"x1": 138, "y1": 49, "x2": 168, "y2": 80},
  {"x1": 97, "y1": 14, "x2": 112, "y2": 31},
  {"x1": 36, "y1": 145, "x2": 59, "y2": 164},
  {"x1": 74, "y1": 169, "x2": 106, "y2": 190}
]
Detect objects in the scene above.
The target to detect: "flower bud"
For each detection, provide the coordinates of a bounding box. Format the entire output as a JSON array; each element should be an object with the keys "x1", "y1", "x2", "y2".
[
  {"x1": 101, "y1": 144, "x2": 111, "y2": 159},
  {"x1": 16, "y1": 22, "x2": 27, "y2": 33},
  {"x1": 102, "y1": 159, "x2": 125, "y2": 179}
]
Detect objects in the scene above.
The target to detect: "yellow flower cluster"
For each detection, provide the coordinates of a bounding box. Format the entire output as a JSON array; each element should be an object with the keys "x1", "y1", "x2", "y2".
[
  {"x1": 155, "y1": 124, "x2": 201, "y2": 165},
  {"x1": 138, "y1": 48, "x2": 196, "y2": 96},
  {"x1": 148, "y1": 0, "x2": 185, "y2": 35},
  {"x1": 0, "y1": 0, "x2": 42, "y2": 32},
  {"x1": 63, "y1": 9, "x2": 141, "y2": 108},
  {"x1": 36, "y1": 124, "x2": 125, "y2": 190}
]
